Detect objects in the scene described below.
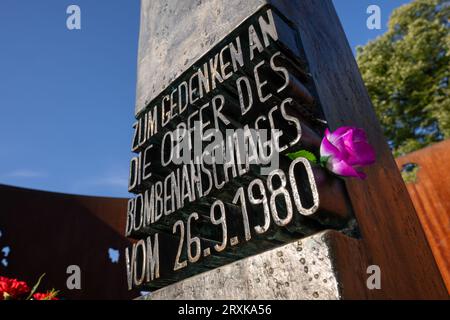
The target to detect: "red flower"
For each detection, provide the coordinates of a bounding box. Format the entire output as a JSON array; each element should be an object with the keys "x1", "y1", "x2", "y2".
[
  {"x1": 33, "y1": 291, "x2": 59, "y2": 300},
  {"x1": 0, "y1": 276, "x2": 30, "y2": 300}
]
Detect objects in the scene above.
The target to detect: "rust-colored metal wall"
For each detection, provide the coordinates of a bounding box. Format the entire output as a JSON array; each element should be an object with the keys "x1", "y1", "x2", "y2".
[
  {"x1": 0, "y1": 185, "x2": 139, "y2": 300},
  {"x1": 397, "y1": 140, "x2": 450, "y2": 294}
]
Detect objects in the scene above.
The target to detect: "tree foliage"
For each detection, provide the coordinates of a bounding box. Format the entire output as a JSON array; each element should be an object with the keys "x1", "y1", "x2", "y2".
[{"x1": 357, "y1": 0, "x2": 450, "y2": 156}]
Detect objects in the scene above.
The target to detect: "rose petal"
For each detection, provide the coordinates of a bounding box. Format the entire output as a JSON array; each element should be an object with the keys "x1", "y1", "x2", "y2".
[
  {"x1": 324, "y1": 128, "x2": 334, "y2": 141},
  {"x1": 333, "y1": 128, "x2": 375, "y2": 166},
  {"x1": 327, "y1": 127, "x2": 353, "y2": 143},
  {"x1": 333, "y1": 132, "x2": 354, "y2": 161},
  {"x1": 322, "y1": 126, "x2": 374, "y2": 179},
  {"x1": 350, "y1": 128, "x2": 368, "y2": 143},
  {"x1": 327, "y1": 158, "x2": 363, "y2": 178},
  {"x1": 345, "y1": 140, "x2": 376, "y2": 166},
  {"x1": 320, "y1": 135, "x2": 342, "y2": 160}
]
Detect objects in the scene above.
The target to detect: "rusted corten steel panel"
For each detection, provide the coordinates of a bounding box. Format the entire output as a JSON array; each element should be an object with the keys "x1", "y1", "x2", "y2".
[
  {"x1": 396, "y1": 140, "x2": 450, "y2": 294},
  {"x1": 0, "y1": 185, "x2": 139, "y2": 300}
]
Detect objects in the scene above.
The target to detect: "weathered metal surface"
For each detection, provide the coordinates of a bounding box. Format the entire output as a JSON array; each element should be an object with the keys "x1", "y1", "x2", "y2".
[
  {"x1": 280, "y1": 0, "x2": 447, "y2": 299},
  {"x1": 138, "y1": 231, "x2": 340, "y2": 300},
  {"x1": 132, "y1": 0, "x2": 448, "y2": 299},
  {"x1": 396, "y1": 140, "x2": 450, "y2": 294},
  {"x1": 129, "y1": 4, "x2": 358, "y2": 290},
  {"x1": 136, "y1": 0, "x2": 266, "y2": 115},
  {"x1": 0, "y1": 184, "x2": 139, "y2": 300}
]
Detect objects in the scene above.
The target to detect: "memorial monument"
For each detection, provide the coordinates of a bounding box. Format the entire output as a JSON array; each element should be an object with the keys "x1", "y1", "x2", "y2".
[{"x1": 125, "y1": 0, "x2": 447, "y2": 299}]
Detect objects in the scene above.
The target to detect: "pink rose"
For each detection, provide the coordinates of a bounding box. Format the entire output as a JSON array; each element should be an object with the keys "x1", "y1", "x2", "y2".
[{"x1": 320, "y1": 127, "x2": 376, "y2": 179}]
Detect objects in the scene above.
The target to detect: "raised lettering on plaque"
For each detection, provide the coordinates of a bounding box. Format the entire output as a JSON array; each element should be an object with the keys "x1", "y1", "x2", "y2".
[{"x1": 125, "y1": 6, "x2": 355, "y2": 290}]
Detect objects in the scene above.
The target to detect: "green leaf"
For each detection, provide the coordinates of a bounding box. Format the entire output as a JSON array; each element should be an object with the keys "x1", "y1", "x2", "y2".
[
  {"x1": 286, "y1": 150, "x2": 317, "y2": 164},
  {"x1": 27, "y1": 273, "x2": 46, "y2": 300},
  {"x1": 320, "y1": 156, "x2": 331, "y2": 167}
]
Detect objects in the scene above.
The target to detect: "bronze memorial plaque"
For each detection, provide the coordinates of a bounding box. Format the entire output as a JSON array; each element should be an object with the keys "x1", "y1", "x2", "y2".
[{"x1": 125, "y1": 5, "x2": 356, "y2": 290}]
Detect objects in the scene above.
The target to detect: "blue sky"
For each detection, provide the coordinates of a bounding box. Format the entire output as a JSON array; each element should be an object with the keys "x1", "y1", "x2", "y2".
[{"x1": 0, "y1": 0, "x2": 411, "y2": 198}]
